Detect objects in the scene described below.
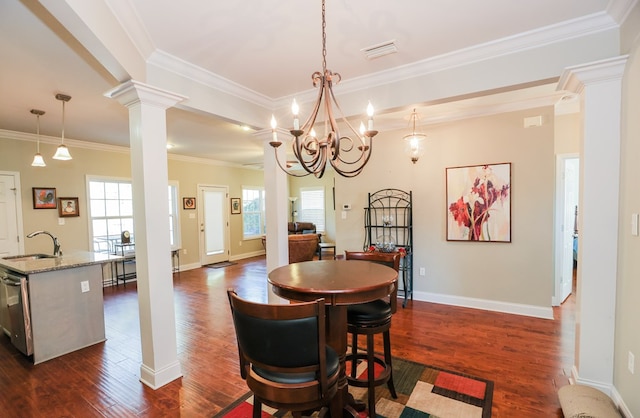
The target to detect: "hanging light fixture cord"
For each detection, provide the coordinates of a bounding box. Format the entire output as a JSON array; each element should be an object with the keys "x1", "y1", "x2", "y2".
[{"x1": 56, "y1": 93, "x2": 71, "y2": 145}]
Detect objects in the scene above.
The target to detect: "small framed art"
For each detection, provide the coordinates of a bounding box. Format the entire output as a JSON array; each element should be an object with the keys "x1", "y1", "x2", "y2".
[
  {"x1": 32, "y1": 187, "x2": 57, "y2": 209},
  {"x1": 58, "y1": 197, "x2": 80, "y2": 217},
  {"x1": 231, "y1": 198, "x2": 241, "y2": 214},
  {"x1": 183, "y1": 197, "x2": 196, "y2": 210}
]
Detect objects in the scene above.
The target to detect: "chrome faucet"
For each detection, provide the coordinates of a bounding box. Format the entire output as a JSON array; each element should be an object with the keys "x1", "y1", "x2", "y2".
[{"x1": 26, "y1": 230, "x2": 62, "y2": 256}]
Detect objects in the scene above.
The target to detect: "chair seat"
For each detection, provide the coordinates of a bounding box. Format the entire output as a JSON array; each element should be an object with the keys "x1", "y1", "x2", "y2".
[
  {"x1": 347, "y1": 299, "x2": 392, "y2": 324},
  {"x1": 253, "y1": 346, "x2": 339, "y2": 384}
]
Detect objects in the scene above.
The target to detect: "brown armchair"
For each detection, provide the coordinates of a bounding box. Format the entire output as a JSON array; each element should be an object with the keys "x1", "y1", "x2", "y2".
[
  {"x1": 288, "y1": 234, "x2": 319, "y2": 264},
  {"x1": 227, "y1": 289, "x2": 340, "y2": 417}
]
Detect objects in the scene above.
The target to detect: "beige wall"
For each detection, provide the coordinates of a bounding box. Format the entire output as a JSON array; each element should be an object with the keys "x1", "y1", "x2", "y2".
[
  {"x1": 555, "y1": 113, "x2": 581, "y2": 155},
  {"x1": 614, "y1": 28, "x2": 640, "y2": 415},
  {"x1": 335, "y1": 107, "x2": 556, "y2": 308},
  {"x1": 0, "y1": 136, "x2": 265, "y2": 265}
]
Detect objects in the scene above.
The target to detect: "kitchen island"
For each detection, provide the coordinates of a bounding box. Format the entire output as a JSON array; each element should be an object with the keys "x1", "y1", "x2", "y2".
[{"x1": 0, "y1": 251, "x2": 121, "y2": 364}]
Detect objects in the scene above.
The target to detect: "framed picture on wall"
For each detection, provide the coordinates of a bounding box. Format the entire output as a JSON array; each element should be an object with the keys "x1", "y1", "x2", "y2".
[
  {"x1": 58, "y1": 197, "x2": 79, "y2": 217},
  {"x1": 231, "y1": 198, "x2": 241, "y2": 214},
  {"x1": 183, "y1": 197, "x2": 196, "y2": 210},
  {"x1": 32, "y1": 187, "x2": 57, "y2": 209},
  {"x1": 446, "y1": 163, "x2": 511, "y2": 242}
]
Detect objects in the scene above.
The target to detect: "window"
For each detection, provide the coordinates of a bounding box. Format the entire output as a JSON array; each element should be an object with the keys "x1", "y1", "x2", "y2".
[
  {"x1": 299, "y1": 187, "x2": 325, "y2": 232},
  {"x1": 87, "y1": 177, "x2": 180, "y2": 253},
  {"x1": 242, "y1": 187, "x2": 265, "y2": 239}
]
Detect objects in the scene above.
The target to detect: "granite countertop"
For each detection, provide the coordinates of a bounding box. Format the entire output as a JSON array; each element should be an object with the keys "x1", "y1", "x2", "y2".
[{"x1": 0, "y1": 251, "x2": 123, "y2": 275}]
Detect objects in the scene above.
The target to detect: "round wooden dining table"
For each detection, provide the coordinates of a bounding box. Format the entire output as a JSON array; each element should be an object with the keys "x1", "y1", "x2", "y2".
[{"x1": 268, "y1": 259, "x2": 398, "y2": 417}]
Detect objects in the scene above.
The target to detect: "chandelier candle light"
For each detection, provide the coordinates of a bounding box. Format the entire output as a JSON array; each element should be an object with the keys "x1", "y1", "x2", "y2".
[
  {"x1": 269, "y1": 0, "x2": 378, "y2": 178},
  {"x1": 52, "y1": 93, "x2": 72, "y2": 161},
  {"x1": 30, "y1": 109, "x2": 46, "y2": 167}
]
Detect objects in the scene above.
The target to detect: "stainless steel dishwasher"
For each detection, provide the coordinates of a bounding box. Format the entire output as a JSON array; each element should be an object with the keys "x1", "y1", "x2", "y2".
[{"x1": 0, "y1": 268, "x2": 33, "y2": 356}]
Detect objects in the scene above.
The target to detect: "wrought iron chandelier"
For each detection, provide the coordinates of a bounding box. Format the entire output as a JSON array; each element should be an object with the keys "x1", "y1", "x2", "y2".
[{"x1": 269, "y1": 0, "x2": 378, "y2": 178}]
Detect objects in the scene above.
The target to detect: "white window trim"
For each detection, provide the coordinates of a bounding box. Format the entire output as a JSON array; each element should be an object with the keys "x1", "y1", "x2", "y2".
[{"x1": 85, "y1": 175, "x2": 181, "y2": 252}]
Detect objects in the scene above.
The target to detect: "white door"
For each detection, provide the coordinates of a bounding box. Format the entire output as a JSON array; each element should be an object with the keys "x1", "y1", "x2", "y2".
[
  {"x1": 198, "y1": 185, "x2": 230, "y2": 265},
  {"x1": 0, "y1": 172, "x2": 23, "y2": 257},
  {"x1": 554, "y1": 156, "x2": 579, "y2": 305}
]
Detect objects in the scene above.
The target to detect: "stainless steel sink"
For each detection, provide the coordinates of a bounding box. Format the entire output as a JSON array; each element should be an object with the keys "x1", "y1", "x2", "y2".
[{"x1": 2, "y1": 254, "x2": 58, "y2": 262}]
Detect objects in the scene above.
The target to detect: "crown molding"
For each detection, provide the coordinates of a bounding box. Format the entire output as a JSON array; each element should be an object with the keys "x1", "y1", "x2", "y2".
[
  {"x1": 0, "y1": 129, "x2": 255, "y2": 169},
  {"x1": 139, "y1": 10, "x2": 619, "y2": 112},
  {"x1": 105, "y1": 0, "x2": 156, "y2": 59},
  {"x1": 147, "y1": 49, "x2": 274, "y2": 109}
]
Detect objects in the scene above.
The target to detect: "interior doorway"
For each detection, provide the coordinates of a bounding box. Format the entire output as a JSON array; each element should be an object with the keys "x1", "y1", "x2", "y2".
[
  {"x1": 197, "y1": 185, "x2": 230, "y2": 266},
  {"x1": 554, "y1": 155, "x2": 579, "y2": 306}
]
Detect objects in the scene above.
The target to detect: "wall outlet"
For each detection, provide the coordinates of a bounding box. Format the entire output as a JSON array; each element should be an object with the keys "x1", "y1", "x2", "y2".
[
  {"x1": 58, "y1": 218, "x2": 65, "y2": 225},
  {"x1": 239, "y1": 241, "x2": 242, "y2": 246},
  {"x1": 419, "y1": 267, "x2": 426, "y2": 276},
  {"x1": 183, "y1": 249, "x2": 187, "y2": 255},
  {"x1": 80, "y1": 281, "x2": 90, "y2": 293},
  {"x1": 629, "y1": 351, "x2": 635, "y2": 374}
]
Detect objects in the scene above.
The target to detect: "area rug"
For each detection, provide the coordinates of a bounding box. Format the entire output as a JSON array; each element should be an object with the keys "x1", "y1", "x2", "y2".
[
  {"x1": 205, "y1": 261, "x2": 237, "y2": 269},
  {"x1": 214, "y1": 358, "x2": 493, "y2": 417}
]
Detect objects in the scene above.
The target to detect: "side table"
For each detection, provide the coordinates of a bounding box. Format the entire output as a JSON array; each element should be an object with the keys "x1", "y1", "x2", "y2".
[{"x1": 318, "y1": 242, "x2": 336, "y2": 260}]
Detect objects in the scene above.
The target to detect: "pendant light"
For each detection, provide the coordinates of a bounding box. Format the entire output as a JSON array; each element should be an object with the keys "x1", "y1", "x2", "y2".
[
  {"x1": 403, "y1": 109, "x2": 426, "y2": 164},
  {"x1": 53, "y1": 93, "x2": 72, "y2": 160},
  {"x1": 30, "y1": 109, "x2": 46, "y2": 167}
]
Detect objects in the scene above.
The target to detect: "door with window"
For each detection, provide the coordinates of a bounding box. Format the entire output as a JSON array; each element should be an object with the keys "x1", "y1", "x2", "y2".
[{"x1": 198, "y1": 185, "x2": 230, "y2": 265}]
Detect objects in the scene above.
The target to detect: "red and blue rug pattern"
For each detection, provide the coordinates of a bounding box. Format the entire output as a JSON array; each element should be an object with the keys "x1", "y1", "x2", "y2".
[{"x1": 215, "y1": 358, "x2": 493, "y2": 417}]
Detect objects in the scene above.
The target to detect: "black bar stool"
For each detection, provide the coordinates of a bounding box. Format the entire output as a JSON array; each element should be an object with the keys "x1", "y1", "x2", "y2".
[{"x1": 344, "y1": 251, "x2": 400, "y2": 417}]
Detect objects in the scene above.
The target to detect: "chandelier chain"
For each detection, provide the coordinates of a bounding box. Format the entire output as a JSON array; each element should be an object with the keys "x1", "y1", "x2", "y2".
[{"x1": 321, "y1": 0, "x2": 327, "y2": 73}]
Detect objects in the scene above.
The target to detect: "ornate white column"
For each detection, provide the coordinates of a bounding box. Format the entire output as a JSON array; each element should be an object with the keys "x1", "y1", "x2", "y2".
[
  {"x1": 105, "y1": 80, "x2": 186, "y2": 389},
  {"x1": 256, "y1": 128, "x2": 290, "y2": 303},
  {"x1": 558, "y1": 55, "x2": 628, "y2": 392}
]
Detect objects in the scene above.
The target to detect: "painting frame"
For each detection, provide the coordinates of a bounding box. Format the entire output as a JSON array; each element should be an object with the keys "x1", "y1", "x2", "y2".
[
  {"x1": 231, "y1": 197, "x2": 241, "y2": 214},
  {"x1": 32, "y1": 187, "x2": 57, "y2": 209},
  {"x1": 183, "y1": 197, "x2": 196, "y2": 210},
  {"x1": 58, "y1": 197, "x2": 80, "y2": 217},
  {"x1": 446, "y1": 162, "x2": 511, "y2": 242}
]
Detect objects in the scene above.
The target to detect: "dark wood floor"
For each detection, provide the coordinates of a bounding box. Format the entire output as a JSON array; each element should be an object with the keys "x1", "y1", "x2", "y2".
[{"x1": 0, "y1": 256, "x2": 574, "y2": 417}]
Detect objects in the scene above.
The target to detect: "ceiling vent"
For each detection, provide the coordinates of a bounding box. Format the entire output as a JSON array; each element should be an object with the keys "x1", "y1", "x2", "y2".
[{"x1": 361, "y1": 40, "x2": 398, "y2": 60}]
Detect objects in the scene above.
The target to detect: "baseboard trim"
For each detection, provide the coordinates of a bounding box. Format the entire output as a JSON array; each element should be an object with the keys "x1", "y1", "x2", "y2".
[
  {"x1": 571, "y1": 367, "x2": 633, "y2": 418},
  {"x1": 413, "y1": 290, "x2": 554, "y2": 319},
  {"x1": 139, "y1": 360, "x2": 182, "y2": 390}
]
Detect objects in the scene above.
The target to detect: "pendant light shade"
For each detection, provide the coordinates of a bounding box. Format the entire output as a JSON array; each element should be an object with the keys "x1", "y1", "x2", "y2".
[
  {"x1": 53, "y1": 93, "x2": 72, "y2": 161},
  {"x1": 30, "y1": 109, "x2": 46, "y2": 167},
  {"x1": 403, "y1": 109, "x2": 426, "y2": 164}
]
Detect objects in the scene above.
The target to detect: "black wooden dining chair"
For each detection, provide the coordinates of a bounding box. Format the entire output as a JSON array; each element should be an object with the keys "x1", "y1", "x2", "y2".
[
  {"x1": 226, "y1": 289, "x2": 340, "y2": 418},
  {"x1": 344, "y1": 251, "x2": 401, "y2": 418}
]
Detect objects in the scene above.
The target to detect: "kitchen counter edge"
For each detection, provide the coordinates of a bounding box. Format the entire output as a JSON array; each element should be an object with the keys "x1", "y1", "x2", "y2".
[{"x1": 0, "y1": 251, "x2": 123, "y2": 275}]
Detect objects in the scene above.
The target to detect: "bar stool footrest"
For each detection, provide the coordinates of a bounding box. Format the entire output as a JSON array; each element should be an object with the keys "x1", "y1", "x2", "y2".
[{"x1": 345, "y1": 353, "x2": 391, "y2": 388}]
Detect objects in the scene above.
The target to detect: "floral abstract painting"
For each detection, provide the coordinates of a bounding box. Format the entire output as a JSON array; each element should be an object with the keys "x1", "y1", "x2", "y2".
[{"x1": 446, "y1": 163, "x2": 511, "y2": 242}]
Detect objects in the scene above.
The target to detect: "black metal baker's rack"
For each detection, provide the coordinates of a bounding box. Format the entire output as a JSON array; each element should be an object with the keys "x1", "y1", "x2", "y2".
[{"x1": 363, "y1": 189, "x2": 413, "y2": 306}]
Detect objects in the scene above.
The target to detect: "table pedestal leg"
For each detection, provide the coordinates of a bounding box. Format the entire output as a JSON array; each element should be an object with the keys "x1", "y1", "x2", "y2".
[{"x1": 325, "y1": 305, "x2": 365, "y2": 417}]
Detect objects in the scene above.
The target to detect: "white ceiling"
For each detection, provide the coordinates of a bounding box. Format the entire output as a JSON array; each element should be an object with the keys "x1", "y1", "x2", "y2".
[{"x1": 0, "y1": 0, "x2": 626, "y2": 166}]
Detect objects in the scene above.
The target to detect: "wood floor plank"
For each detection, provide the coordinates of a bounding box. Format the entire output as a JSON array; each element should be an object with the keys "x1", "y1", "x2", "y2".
[{"x1": 0, "y1": 256, "x2": 572, "y2": 417}]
